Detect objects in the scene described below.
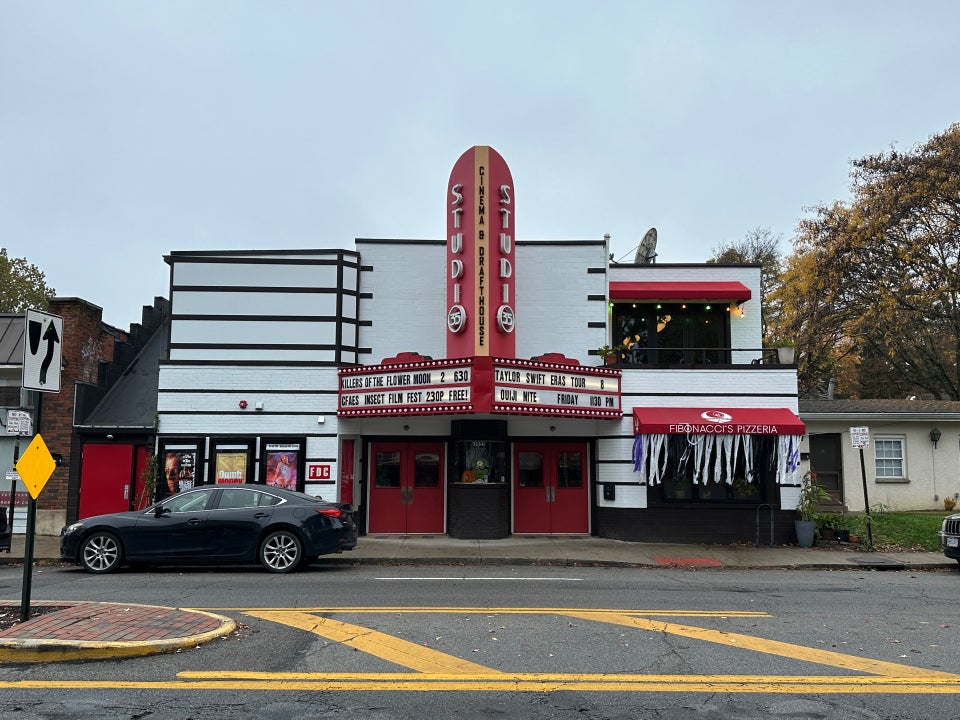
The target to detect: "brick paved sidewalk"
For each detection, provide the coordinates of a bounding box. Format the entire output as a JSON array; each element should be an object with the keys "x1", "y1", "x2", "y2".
[
  {"x1": 0, "y1": 602, "x2": 236, "y2": 662},
  {"x1": 0, "y1": 602, "x2": 224, "y2": 642}
]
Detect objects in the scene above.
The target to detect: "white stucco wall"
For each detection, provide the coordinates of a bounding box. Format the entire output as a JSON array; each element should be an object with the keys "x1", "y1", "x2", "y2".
[{"x1": 800, "y1": 421, "x2": 960, "y2": 512}]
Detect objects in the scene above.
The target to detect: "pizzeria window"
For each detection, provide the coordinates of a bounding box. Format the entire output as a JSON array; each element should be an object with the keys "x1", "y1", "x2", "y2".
[{"x1": 632, "y1": 407, "x2": 805, "y2": 505}]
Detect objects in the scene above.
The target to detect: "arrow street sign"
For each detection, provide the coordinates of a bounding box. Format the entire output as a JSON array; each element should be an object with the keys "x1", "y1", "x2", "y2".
[{"x1": 22, "y1": 308, "x2": 63, "y2": 393}]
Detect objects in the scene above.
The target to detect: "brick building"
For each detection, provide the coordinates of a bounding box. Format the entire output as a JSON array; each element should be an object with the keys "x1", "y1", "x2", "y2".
[{"x1": 1, "y1": 297, "x2": 168, "y2": 534}]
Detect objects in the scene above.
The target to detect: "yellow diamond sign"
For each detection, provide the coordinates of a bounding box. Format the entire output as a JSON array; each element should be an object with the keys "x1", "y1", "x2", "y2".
[{"x1": 16, "y1": 434, "x2": 56, "y2": 500}]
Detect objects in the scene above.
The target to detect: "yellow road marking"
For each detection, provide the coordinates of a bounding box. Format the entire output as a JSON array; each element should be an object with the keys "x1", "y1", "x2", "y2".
[
  {"x1": 0, "y1": 676, "x2": 958, "y2": 693},
  {"x1": 224, "y1": 607, "x2": 771, "y2": 617},
  {"x1": 245, "y1": 610, "x2": 501, "y2": 675},
  {"x1": 3, "y1": 607, "x2": 952, "y2": 694},
  {"x1": 243, "y1": 607, "x2": 957, "y2": 681},
  {"x1": 563, "y1": 611, "x2": 959, "y2": 679}
]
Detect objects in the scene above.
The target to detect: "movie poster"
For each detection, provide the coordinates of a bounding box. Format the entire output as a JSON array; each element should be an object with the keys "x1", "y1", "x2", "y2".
[
  {"x1": 215, "y1": 451, "x2": 248, "y2": 484},
  {"x1": 162, "y1": 450, "x2": 197, "y2": 495},
  {"x1": 265, "y1": 444, "x2": 300, "y2": 491}
]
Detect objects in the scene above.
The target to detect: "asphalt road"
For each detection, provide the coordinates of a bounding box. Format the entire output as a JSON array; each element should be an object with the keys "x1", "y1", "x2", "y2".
[{"x1": 1, "y1": 561, "x2": 958, "y2": 720}]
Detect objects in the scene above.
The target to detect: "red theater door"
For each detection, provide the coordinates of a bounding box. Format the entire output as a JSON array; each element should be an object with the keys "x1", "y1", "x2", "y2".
[
  {"x1": 368, "y1": 443, "x2": 445, "y2": 534},
  {"x1": 513, "y1": 443, "x2": 589, "y2": 534}
]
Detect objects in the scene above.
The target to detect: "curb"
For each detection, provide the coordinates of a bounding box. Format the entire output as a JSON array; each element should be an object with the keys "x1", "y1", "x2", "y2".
[
  {"x1": 316, "y1": 555, "x2": 959, "y2": 571},
  {"x1": 0, "y1": 603, "x2": 237, "y2": 664}
]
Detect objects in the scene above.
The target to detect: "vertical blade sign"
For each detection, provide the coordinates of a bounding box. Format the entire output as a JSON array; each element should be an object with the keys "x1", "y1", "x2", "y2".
[{"x1": 446, "y1": 146, "x2": 516, "y2": 359}]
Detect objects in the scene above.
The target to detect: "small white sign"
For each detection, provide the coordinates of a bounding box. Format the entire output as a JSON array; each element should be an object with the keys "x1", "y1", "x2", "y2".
[
  {"x1": 850, "y1": 426, "x2": 870, "y2": 449},
  {"x1": 5, "y1": 410, "x2": 31, "y2": 436}
]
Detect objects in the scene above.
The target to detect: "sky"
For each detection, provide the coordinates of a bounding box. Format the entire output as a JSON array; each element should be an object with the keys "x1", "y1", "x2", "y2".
[{"x1": 1, "y1": 1, "x2": 958, "y2": 330}]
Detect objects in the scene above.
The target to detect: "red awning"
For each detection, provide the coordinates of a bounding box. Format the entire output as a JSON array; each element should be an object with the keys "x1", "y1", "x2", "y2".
[
  {"x1": 609, "y1": 281, "x2": 752, "y2": 301},
  {"x1": 633, "y1": 407, "x2": 805, "y2": 435}
]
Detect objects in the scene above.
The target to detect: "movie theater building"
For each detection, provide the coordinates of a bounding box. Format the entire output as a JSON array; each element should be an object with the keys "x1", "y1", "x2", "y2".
[{"x1": 156, "y1": 146, "x2": 805, "y2": 544}]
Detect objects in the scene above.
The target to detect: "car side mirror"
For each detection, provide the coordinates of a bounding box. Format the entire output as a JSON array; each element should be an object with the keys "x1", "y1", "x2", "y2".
[{"x1": 154, "y1": 506, "x2": 170, "y2": 518}]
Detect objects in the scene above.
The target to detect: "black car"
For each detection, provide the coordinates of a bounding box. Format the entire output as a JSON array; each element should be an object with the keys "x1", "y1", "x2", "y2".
[{"x1": 60, "y1": 484, "x2": 357, "y2": 574}]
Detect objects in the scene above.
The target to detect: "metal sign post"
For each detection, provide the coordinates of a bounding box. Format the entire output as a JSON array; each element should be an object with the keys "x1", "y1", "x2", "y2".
[
  {"x1": 850, "y1": 426, "x2": 873, "y2": 549},
  {"x1": 17, "y1": 310, "x2": 62, "y2": 620},
  {"x1": 15, "y1": 434, "x2": 56, "y2": 622}
]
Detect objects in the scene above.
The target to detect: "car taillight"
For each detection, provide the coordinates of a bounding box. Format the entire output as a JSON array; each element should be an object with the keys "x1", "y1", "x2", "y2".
[{"x1": 316, "y1": 508, "x2": 343, "y2": 518}]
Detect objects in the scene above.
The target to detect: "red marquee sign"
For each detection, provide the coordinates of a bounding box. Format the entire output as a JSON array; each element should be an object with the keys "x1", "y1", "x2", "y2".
[{"x1": 338, "y1": 356, "x2": 621, "y2": 419}]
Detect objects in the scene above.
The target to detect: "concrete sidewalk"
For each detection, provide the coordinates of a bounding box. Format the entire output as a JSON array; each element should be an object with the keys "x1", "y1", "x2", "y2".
[{"x1": 0, "y1": 532, "x2": 954, "y2": 664}]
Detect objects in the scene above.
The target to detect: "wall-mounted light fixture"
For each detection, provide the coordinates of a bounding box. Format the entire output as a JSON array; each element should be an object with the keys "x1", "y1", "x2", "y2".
[
  {"x1": 239, "y1": 400, "x2": 248, "y2": 409},
  {"x1": 930, "y1": 427, "x2": 942, "y2": 448}
]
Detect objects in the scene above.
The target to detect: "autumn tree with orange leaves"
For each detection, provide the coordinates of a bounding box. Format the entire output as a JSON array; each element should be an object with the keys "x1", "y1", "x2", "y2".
[{"x1": 768, "y1": 123, "x2": 960, "y2": 399}]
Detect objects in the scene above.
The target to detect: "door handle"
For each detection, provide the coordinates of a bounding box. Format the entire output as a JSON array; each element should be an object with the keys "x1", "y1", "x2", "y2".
[
  {"x1": 550, "y1": 486, "x2": 556, "y2": 503},
  {"x1": 253, "y1": 512, "x2": 269, "y2": 519},
  {"x1": 545, "y1": 486, "x2": 551, "y2": 503},
  {"x1": 187, "y1": 518, "x2": 203, "y2": 525}
]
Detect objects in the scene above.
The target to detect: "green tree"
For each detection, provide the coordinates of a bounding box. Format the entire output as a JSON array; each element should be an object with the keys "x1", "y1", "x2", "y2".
[
  {"x1": 0, "y1": 248, "x2": 55, "y2": 312},
  {"x1": 708, "y1": 226, "x2": 784, "y2": 339},
  {"x1": 771, "y1": 123, "x2": 960, "y2": 399}
]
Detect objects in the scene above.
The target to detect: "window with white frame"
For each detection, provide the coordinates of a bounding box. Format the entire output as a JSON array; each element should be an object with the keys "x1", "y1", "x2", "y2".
[{"x1": 874, "y1": 436, "x2": 906, "y2": 480}]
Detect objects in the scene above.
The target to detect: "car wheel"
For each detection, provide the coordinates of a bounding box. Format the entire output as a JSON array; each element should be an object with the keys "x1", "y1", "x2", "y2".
[
  {"x1": 259, "y1": 530, "x2": 303, "y2": 573},
  {"x1": 80, "y1": 532, "x2": 123, "y2": 574}
]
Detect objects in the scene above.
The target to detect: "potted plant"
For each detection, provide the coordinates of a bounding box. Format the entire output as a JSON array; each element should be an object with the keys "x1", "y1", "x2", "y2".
[
  {"x1": 795, "y1": 471, "x2": 830, "y2": 547},
  {"x1": 773, "y1": 339, "x2": 796, "y2": 365},
  {"x1": 835, "y1": 515, "x2": 851, "y2": 544},
  {"x1": 817, "y1": 512, "x2": 842, "y2": 542},
  {"x1": 595, "y1": 343, "x2": 626, "y2": 365}
]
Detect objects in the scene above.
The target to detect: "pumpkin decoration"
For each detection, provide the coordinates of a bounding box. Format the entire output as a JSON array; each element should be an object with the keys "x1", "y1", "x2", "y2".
[{"x1": 461, "y1": 469, "x2": 477, "y2": 483}]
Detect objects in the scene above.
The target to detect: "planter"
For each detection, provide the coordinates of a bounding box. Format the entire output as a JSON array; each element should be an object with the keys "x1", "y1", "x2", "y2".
[
  {"x1": 835, "y1": 529, "x2": 850, "y2": 543},
  {"x1": 819, "y1": 527, "x2": 837, "y2": 542},
  {"x1": 795, "y1": 519, "x2": 816, "y2": 548},
  {"x1": 848, "y1": 533, "x2": 860, "y2": 545},
  {"x1": 776, "y1": 346, "x2": 795, "y2": 364},
  {"x1": 604, "y1": 352, "x2": 618, "y2": 365}
]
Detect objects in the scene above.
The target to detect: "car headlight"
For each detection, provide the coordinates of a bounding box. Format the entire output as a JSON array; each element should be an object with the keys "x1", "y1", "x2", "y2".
[{"x1": 62, "y1": 521, "x2": 85, "y2": 535}]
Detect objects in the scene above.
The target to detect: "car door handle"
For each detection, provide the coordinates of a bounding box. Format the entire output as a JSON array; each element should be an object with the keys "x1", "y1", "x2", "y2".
[
  {"x1": 187, "y1": 518, "x2": 203, "y2": 525},
  {"x1": 253, "y1": 512, "x2": 269, "y2": 519}
]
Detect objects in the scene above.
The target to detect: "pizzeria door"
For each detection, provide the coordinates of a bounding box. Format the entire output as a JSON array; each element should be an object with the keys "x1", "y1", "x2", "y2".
[
  {"x1": 367, "y1": 442, "x2": 445, "y2": 534},
  {"x1": 513, "y1": 443, "x2": 589, "y2": 534}
]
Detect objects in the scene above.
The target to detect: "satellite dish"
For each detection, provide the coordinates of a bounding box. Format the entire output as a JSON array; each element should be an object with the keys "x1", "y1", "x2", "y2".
[{"x1": 635, "y1": 227, "x2": 658, "y2": 264}]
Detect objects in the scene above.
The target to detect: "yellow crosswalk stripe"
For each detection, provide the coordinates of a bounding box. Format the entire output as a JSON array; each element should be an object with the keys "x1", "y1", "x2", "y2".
[{"x1": 245, "y1": 610, "x2": 502, "y2": 675}]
